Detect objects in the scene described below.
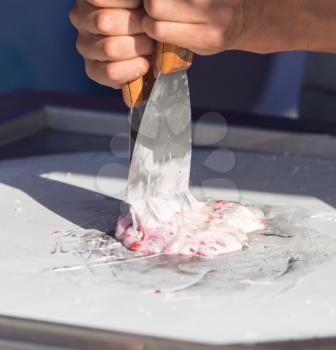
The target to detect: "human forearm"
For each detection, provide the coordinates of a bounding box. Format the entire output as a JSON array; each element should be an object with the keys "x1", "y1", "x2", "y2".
[
  {"x1": 234, "y1": 0, "x2": 336, "y2": 53},
  {"x1": 297, "y1": 0, "x2": 336, "y2": 52}
]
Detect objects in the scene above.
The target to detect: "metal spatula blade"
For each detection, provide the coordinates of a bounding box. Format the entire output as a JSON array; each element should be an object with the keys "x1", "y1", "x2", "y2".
[
  {"x1": 127, "y1": 70, "x2": 192, "y2": 203},
  {"x1": 129, "y1": 103, "x2": 145, "y2": 161}
]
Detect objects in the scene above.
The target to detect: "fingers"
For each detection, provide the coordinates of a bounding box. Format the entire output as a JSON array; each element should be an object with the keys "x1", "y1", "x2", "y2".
[
  {"x1": 143, "y1": 0, "x2": 235, "y2": 24},
  {"x1": 77, "y1": 33, "x2": 155, "y2": 61},
  {"x1": 141, "y1": 0, "x2": 240, "y2": 55},
  {"x1": 84, "y1": 56, "x2": 151, "y2": 89},
  {"x1": 143, "y1": 16, "x2": 228, "y2": 55},
  {"x1": 70, "y1": 0, "x2": 155, "y2": 88},
  {"x1": 84, "y1": 0, "x2": 142, "y2": 9},
  {"x1": 70, "y1": 2, "x2": 145, "y2": 35}
]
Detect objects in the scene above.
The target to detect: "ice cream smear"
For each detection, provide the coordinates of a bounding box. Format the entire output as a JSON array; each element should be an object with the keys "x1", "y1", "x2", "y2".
[{"x1": 116, "y1": 142, "x2": 266, "y2": 256}]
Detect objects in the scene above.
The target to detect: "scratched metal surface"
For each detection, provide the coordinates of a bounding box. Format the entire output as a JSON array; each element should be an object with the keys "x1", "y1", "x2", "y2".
[
  {"x1": 1, "y1": 150, "x2": 336, "y2": 345},
  {"x1": 47, "y1": 203, "x2": 334, "y2": 297}
]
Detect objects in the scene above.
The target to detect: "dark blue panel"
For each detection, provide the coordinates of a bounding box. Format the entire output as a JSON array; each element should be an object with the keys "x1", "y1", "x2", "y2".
[{"x1": 0, "y1": 0, "x2": 114, "y2": 96}]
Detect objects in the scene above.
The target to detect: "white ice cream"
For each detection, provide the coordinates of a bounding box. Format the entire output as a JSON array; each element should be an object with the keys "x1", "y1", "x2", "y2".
[{"x1": 116, "y1": 196, "x2": 266, "y2": 256}]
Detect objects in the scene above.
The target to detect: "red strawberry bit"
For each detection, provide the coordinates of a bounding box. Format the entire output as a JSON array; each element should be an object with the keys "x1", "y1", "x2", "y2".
[
  {"x1": 260, "y1": 219, "x2": 267, "y2": 226},
  {"x1": 190, "y1": 248, "x2": 196, "y2": 254},
  {"x1": 200, "y1": 241, "x2": 206, "y2": 246},
  {"x1": 197, "y1": 251, "x2": 205, "y2": 256},
  {"x1": 154, "y1": 289, "x2": 161, "y2": 294},
  {"x1": 130, "y1": 242, "x2": 142, "y2": 250}
]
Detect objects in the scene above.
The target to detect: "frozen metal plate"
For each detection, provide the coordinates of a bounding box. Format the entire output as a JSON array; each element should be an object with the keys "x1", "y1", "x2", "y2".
[
  {"x1": 3, "y1": 103, "x2": 336, "y2": 161},
  {"x1": 1, "y1": 150, "x2": 336, "y2": 347}
]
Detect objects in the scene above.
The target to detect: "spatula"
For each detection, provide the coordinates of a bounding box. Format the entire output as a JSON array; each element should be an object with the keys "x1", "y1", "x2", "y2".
[{"x1": 122, "y1": 43, "x2": 194, "y2": 223}]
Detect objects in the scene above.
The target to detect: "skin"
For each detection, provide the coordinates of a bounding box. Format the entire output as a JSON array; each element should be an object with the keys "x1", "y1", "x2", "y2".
[{"x1": 70, "y1": 0, "x2": 336, "y2": 89}]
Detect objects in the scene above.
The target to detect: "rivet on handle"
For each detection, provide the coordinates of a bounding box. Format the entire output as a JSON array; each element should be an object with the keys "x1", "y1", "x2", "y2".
[{"x1": 180, "y1": 48, "x2": 189, "y2": 59}]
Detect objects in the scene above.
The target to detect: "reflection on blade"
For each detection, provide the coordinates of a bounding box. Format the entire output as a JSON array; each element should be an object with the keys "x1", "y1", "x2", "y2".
[
  {"x1": 129, "y1": 103, "x2": 145, "y2": 162},
  {"x1": 127, "y1": 71, "x2": 192, "y2": 203}
]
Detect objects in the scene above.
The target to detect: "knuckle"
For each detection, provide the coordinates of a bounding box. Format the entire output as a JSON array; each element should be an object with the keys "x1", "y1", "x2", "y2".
[
  {"x1": 141, "y1": 61, "x2": 150, "y2": 77},
  {"x1": 144, "y1": 0, "x2": 164, "y2": 19},
  {"x1": 84, "y1": 61, "x2": 94, "y2": 80},
  {"x1": 103, "y1": 38, "x2": 119, "y2": 59},
  {"x1": 75, "y1": 37, "x2": 85, "y2": 56},
  {"x1": 204, "y1": 27, "x2": 225, "y2": 53},
  {"x1": 136, "y1": 58, "x2": 149, "y2": 76},
  {"x1": 69, "y1": 5, "x2": 79, "y2": 27},
  {"x1": 151, "y1": 21, "x2": 166, "y2": 41},
  {"x1": 106, "y1": 63, "x2": 123, "y2": 84},
  {"x1": 95, "y1": 10, "x2": 112, "y2": 33}
]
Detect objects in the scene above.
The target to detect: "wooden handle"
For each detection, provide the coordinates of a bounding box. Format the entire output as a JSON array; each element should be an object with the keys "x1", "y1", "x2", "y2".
[
  {"x1": 122, "y1": 44, "x2": 193, "y2": 108},
  {"x1": 122, "y1": 68, "x2": 155, "y2": 108},
  {"x1": 155, "y1": 43, "x2": 193, "y2": 75}
]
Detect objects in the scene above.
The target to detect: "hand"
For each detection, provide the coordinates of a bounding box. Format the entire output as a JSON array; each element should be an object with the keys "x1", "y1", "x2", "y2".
[
  {"x1": 69, "y1": 0, "x2": 155, "y2": 89},
  {"x1": 141, "y1": 0, "x2": 249, "y2": 55},
  {"x1": 142, "y1": 0, "x2": 334, "y2": 55}
]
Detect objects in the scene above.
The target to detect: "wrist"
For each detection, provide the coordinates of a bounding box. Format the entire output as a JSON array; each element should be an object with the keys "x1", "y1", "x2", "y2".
[
  {"x1": 240, "y1": 0, "x2": 307, "y2": 53},
  {"x1": 230, "y1": 0, "x2": 336, "y2": 54}
]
